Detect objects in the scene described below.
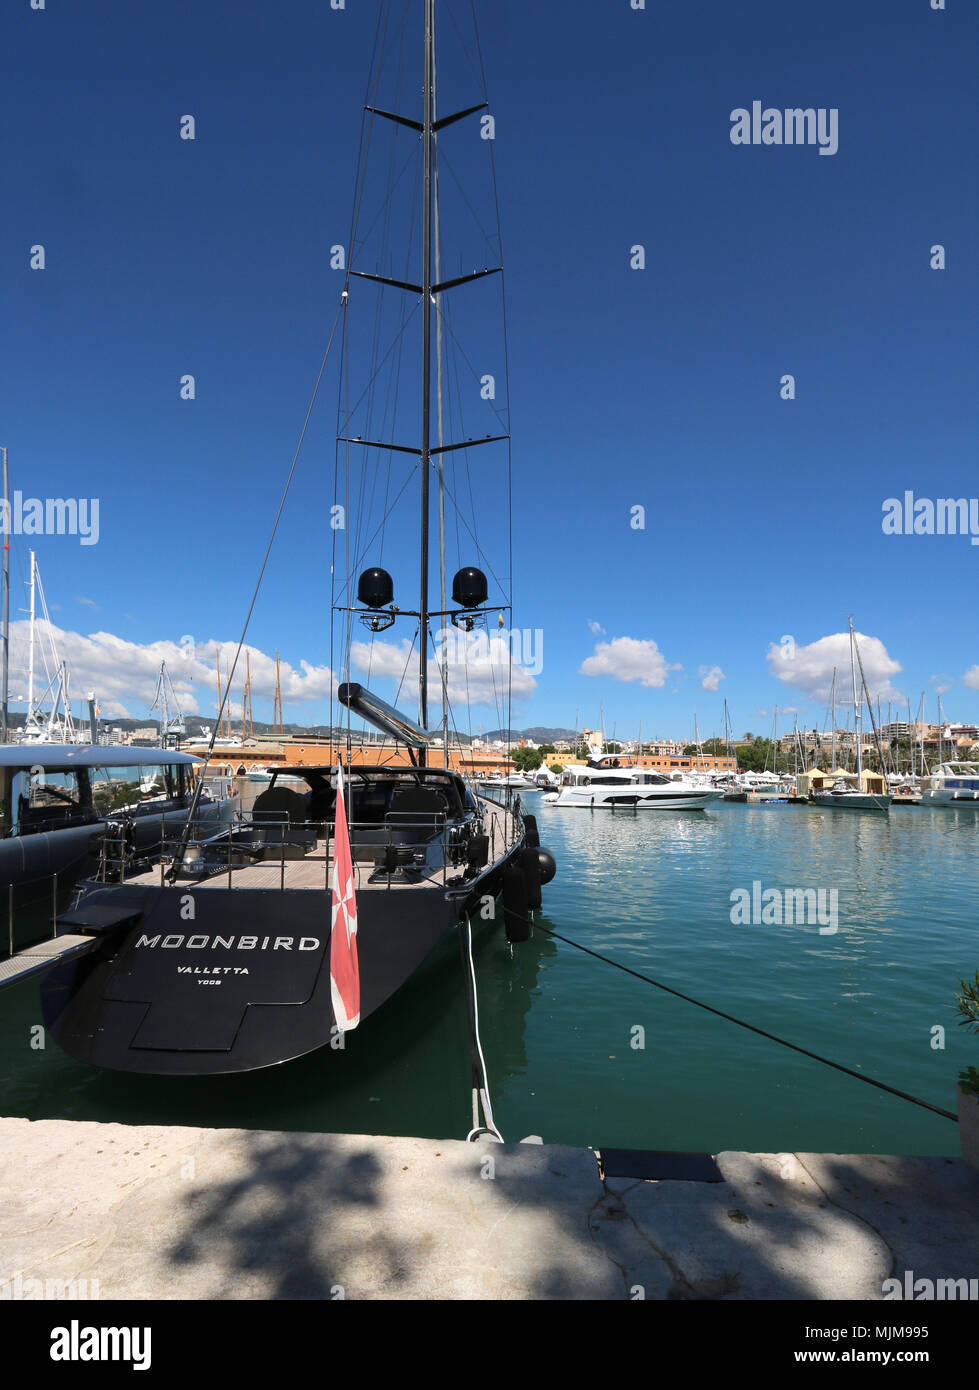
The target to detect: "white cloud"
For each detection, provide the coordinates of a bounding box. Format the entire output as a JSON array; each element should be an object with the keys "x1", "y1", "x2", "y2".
[
  {"x1": 7, "y1": 620, "x2": 336, "y2": 721},
  {"x1": 350, "y1": 629, "x2": 537, "y2": 711},
  {"x1": 580, "y1": 636, "x2": 679, "y2": 689},
  {"x1": 964, "y1": 666, "x2": 979, "y2": 691},
  {"x1": 766, "y1": 631, "x2": 903, "y2": 705},
  {"x1": 699, "y1": 664, "x2": 725, "y2": 692},
  {"x1": 588, "y1": 620, "x2": 605, "y2": 635}
]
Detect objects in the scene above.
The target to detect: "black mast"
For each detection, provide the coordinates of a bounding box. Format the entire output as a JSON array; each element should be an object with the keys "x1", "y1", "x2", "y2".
[
  {"x1": 418, "y1": 0, "x2": 435, "y2": 766},
  {"x1": 346, "y1": 0, "x2": 498, "y2": 767},
  {"x1": 1, "y1": 446, "x2": 7, "y2": 745}
]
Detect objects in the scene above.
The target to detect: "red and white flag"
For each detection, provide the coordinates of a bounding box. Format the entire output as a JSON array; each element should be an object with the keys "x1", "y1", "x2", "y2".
[{"x1": 330, "y1": 765, "x2": 360, "y2": 1031}]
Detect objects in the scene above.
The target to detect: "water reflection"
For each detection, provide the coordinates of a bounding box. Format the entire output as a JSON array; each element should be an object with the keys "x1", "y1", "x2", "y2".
[{"x1": 0, "y1": 798, "x2": 974, "y2": 1154}]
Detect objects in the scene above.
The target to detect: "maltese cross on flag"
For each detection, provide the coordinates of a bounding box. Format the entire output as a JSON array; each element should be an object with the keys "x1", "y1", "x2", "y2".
[{"x1": 330, "y1": 766, "x2": 360, "y2": 1031}]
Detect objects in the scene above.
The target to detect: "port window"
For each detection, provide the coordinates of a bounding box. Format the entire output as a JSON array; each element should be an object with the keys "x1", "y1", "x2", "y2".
[
  {"x1": 90, "y1": 764, "x2": 178, "y2": 816},
  {"x1": 129, "y1": 764, "x2": 177, "y2": 803},
  {"x1": 10, "y1": 767, "x2": 87, "y2": 835}
]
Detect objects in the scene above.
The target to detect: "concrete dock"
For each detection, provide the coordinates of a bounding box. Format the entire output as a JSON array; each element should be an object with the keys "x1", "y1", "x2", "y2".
[{"x1": 0, "y1": 1118, "x2": 976, "y2": 1299}]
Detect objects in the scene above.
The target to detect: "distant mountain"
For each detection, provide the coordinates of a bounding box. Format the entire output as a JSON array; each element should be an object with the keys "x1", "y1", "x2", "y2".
[
  {"x1": 17, "y1": 708, "x2": 575, "y2": 745},
  {"x1": 480, "y1": 727, "x2": 577, "y2": 743}
]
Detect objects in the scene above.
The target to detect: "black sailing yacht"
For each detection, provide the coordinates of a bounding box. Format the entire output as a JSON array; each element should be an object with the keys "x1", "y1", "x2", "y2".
[{"x1": 27, "y1": 0, "x2": 555, "y2": 1076}]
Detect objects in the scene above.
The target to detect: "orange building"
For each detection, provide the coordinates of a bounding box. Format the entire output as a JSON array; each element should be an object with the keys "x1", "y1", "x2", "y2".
[{"x1": 184, "y1": 739, "x2": 517, "y2": 778}]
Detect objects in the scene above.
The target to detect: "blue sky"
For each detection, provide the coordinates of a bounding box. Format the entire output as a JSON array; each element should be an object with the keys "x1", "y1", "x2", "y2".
[{"x1": 1, "y1": 0, "x2": 976, "y2": 741}]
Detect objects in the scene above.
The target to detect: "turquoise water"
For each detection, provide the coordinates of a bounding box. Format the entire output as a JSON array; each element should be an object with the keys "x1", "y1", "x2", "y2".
[{"x1": 1, "y1": 798, "x2": 976, "y2": 1155}]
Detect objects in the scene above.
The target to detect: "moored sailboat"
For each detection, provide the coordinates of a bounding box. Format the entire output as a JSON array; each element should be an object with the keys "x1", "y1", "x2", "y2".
[
  {"x1": 811, "y1": 619, "x2": 891, "y2": 813},
  {"x1": 19, "y1": 0, "x2": 555, "y2": 1076}
]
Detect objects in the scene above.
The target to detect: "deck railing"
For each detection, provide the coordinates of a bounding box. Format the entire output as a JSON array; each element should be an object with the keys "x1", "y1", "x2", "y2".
[{"x1": 91, "y1": 797, "x2": 523, "y2": 894}]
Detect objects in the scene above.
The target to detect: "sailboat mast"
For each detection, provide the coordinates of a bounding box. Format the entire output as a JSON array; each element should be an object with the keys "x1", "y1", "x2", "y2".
[
  {"x1": 416, "y1": 0, "x2": 435, "y2": 766},
  {"x1": 848, "y1": 617, "x2": 862, "y2": 779},
  {"x1": 27, "y1": 548, "x2": 37, "y2": 728},
  {"x1": 0, "y1": 446, "x2": 8, "y2": 744},
  {"x1": 880, "y1": 697, "x2": 886, "y2": 775},
  {"x1": 793, "y1": 713, "x2": 798, "y2": 775},
  {"x1": 432, "y1": 17, "x2": 449, "y2": 769},
  {"x1": 831, "y1": 667, "x2": 837, "y2": 772},
  {"x1": 937, "y1": 693, "x2": 944, "y2": 766}
]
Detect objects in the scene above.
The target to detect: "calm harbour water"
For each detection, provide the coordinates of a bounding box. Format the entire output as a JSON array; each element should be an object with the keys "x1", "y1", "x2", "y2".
[{"x1": 1, "y1": 797, "x2": 976, "y2": 1155}]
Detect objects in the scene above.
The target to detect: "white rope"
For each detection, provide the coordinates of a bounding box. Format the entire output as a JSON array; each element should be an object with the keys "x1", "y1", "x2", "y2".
[{"x1": 463, "y1": 912, "x2": 503, "y2": 1143}]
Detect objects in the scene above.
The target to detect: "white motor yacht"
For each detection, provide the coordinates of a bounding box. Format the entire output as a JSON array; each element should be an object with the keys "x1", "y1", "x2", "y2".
[
  {"x1": 542, "y1": 757, "x2": 721, "y2": 810},
  {"x1": 921, "y1": 762, "x2": 979, "y2": 806}
]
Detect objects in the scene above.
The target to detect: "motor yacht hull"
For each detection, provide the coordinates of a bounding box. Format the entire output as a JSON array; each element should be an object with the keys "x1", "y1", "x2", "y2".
[
  {"x1": 543, "y1": 787, "x2": 720, "y2": 810},
  {"x1": 922, "y1": 790, "x2": 979, "y2": 805}
]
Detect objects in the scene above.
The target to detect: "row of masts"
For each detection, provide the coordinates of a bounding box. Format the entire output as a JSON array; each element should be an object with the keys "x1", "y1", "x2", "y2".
[
  {"x1": 625, "y1": 644, "x2": 949, "y2": 780},
  {"x1": 0, "y1": 451, "x2": 79, "y2": 742},
  {"x1": 213, "y1": 649, "x2": 285, "y2": 742}
]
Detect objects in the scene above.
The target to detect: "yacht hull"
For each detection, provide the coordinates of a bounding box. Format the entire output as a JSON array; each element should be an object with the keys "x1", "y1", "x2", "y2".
[
  {"x1": 40, "y1": 868, "x2": 510, "y2": 1075},
  {"x1": 811, "y1": 793, "x2": 891, "y2": 812},
  {"x1": 544, "y1": 789, "x2": 720, "y2": 810}
]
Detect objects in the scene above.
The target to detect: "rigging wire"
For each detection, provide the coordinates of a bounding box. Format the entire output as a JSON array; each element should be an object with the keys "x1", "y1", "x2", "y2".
[
  {"x1": 331, "y1": 0, "x2": 397, "y2": 746},
  {"x1": 328, "y1": 3, "x2": 518, "y2": 763},
  {"x1": 334, "y1": 0, "x2": 428, "y2": 750},
  {"x1": 170, "y1": 290, "x2": 347, "y2": 868},
  {"x1": 470, "y1": 0, "x2": 517, "y2": 756}
]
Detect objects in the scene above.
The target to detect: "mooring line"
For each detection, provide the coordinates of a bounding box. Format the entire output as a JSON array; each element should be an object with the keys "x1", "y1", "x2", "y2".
[
  {"x1": 528, "y1": 920, "x2": 958, "y2": 1123},
  {"x1": 459, "y1": 914, "x2": 503, "y2": 1143}
]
